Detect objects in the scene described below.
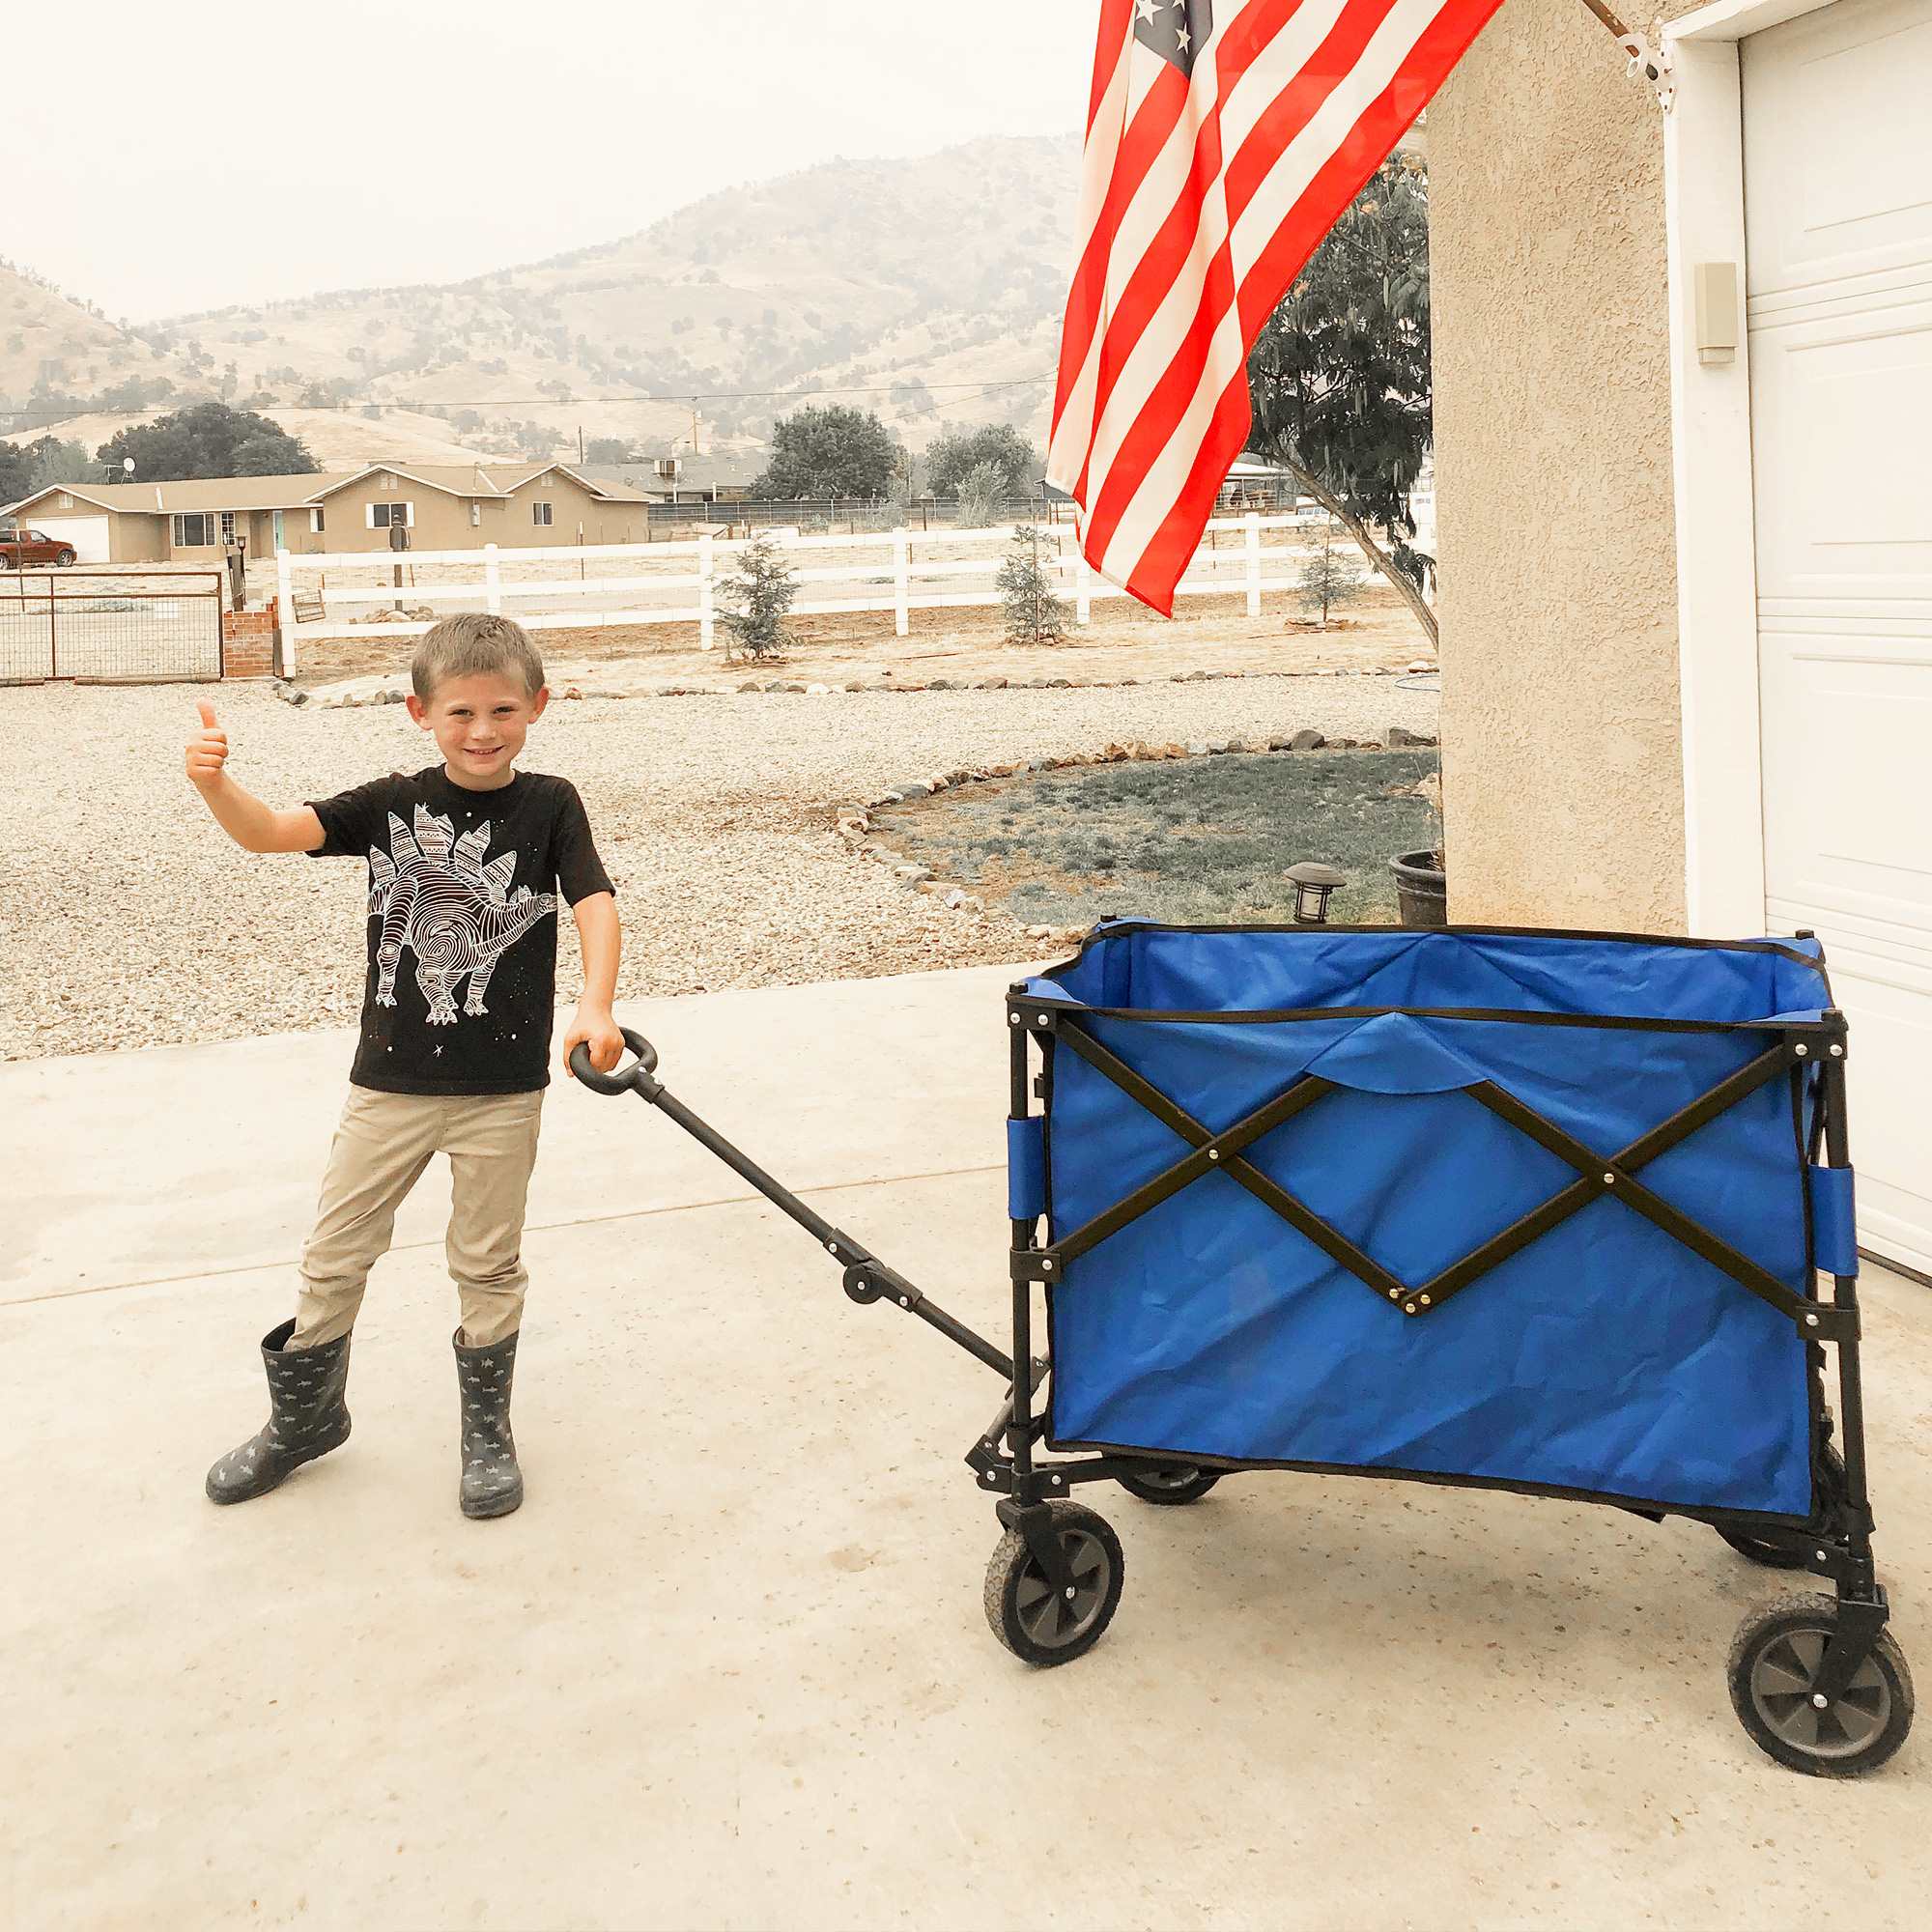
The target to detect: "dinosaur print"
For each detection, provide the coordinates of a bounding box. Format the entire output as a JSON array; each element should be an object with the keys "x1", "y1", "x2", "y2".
[{"x1": 367, "y1": 805, "x2": 557, "y2": 1025}]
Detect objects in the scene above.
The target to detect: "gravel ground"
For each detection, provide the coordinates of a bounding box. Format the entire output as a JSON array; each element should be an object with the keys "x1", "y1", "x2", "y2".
[{"x1": 0, "y1": 674, "x2": 1438, "y2": 1061}]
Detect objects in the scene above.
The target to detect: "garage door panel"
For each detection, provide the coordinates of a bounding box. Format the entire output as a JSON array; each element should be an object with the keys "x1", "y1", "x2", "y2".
[
  {"x1": 1747, "y1": 0, "x2": 1932, "y2": 1274},
  {"x1": 1747, "y1": 302, "x2": 1932, "y2": 600},
  {"x1": 33, "y1": 516, "x2": 111, "y2": 564},
  {"x1": 1744, "y1": 0, "x2": 1932, "y2": 296}
]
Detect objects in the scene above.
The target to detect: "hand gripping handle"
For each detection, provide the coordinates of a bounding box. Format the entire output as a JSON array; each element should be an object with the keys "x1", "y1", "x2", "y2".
[{"x1": 569, "y1": 1026, "x2": 660, "y2": 1097}]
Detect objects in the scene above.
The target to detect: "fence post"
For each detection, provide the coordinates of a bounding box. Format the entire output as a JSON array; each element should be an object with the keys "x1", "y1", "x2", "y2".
[
  {"x1": 1074, "y1": 544, "x2": 1093, "y2": 627},
  {"x1": 698, "y1": 531, "x2": 716, "y2": 650},
  {"x1": 893, "y1": 527, "x2": 910, "y2": 639},
  {"x1": 274, "y1": 548, "x2": 296, "y2": 676},
  {"x1": 1244, "y1": 511, "x2": 1263, "y2": 618},
  {"x1": 483, "y1": 543, "x2": 501, "y2": 615}
]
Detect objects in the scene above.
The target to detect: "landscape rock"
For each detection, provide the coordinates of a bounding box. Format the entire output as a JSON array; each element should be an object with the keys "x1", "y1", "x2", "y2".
[
  {"x1": 1288, "y1": 728, "x2": 1326, "y2": 751},
  {"x1": 1386, "y1": 725, "x2": 1437, "y2": 748},
  {"x1": 1185, "y1": 740, "x2": 1211, "y2": 756}
]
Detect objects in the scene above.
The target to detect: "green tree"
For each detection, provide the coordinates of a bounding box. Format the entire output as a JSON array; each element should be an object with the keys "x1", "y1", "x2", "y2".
[
  {"x1": 954, "y1": 458, "x2": 1006, "y2": 530},
  {"x1": 925, "y1": 422, "x2": 1039, "y2": 498},
  {"x1": 717, "y1": 532, "x2": 799, "y2": 661},
  {"x1": 997, "y1": 525, "x2": 1067, "y2": 647},
  {"x1": 583, "y1": 436, "x2": 633, "y2": 465},
  {"x1": 26, "y1": 437, "x2": 91, "y2": 490},
  {"x1": 1294, "y1": 525, "x2": 1362, "y2": 629},
  {"x1": 753, "y1": 405, "x2": 898, "y2": 498},
  {"x1": 0, "y1": 440, "x2": 33, "y2": 503},
  {"x1": 97, "y1": 401, "x2": 317, "y2": 481},
  {"x1": 1245, "y1": 155, "x2": 1435, "y2": 643}
]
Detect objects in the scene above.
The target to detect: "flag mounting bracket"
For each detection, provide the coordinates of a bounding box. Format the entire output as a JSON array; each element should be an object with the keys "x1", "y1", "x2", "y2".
[{"x1": 1579, "y1": 2, "x2": 1674, "y2": 111}]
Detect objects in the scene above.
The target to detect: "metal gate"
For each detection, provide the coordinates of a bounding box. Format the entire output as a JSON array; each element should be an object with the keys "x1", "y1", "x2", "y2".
[{"x1": 0, "y1": 571, "x2": 225, "y2": 684}]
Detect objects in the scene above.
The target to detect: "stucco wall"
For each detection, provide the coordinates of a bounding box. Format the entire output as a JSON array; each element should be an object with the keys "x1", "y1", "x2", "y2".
[{"x1": 1430, "y1": 0, "x2": 1699, "y2": 928}]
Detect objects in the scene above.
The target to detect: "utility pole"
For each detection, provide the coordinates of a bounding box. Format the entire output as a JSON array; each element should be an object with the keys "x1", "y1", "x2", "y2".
[{"x1": 577, "y1": 424, "x2": 585, "y2": 465}]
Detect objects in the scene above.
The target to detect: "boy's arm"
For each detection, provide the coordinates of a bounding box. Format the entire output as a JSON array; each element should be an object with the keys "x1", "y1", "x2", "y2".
[
  {"x1": 562, "y1": 891, "x2": 624, "y2": 1077},
  {"x1": 185, "y1": 702, "x2": 325, "y2": 854}
]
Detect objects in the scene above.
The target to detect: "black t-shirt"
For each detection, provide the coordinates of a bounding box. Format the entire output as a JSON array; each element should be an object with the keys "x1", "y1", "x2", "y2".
[{"x1": 306, "y1": 765, "x2": 614, "y2": 1094}]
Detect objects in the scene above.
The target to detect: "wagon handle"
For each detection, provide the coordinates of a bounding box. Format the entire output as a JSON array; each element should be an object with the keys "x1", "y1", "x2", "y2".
[{"x1": 569, "y1": 1026, "x2": 660, "y2": 1098}]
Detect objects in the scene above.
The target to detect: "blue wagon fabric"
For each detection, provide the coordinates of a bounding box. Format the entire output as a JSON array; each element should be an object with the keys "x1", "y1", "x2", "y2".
[{"x1": 1021, "y1": 926, "x2": 1834, "y2": 1520}]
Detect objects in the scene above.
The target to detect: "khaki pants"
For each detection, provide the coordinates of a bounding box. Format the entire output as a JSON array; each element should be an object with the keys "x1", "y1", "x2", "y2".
[{"x1": 288, "y1": 1085, "x2": 545, "y2": 1351}]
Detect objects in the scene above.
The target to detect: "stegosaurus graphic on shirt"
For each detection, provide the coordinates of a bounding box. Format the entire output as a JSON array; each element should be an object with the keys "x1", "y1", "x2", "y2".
[{"x1": 367, "y1": 804, "x2": 558, "y2": 1026}]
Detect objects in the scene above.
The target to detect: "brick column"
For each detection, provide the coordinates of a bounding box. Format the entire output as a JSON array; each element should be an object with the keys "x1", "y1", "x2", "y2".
[{"x1": 222, "y1": 597, "x2": 281, "y2": 678}]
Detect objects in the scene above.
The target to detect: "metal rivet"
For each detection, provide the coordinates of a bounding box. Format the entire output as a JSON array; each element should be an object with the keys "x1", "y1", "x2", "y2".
[
  {"x1": 1815, "y1": 1549, "x2": 1828, "y2": 1563},
  {"x1": 1041, "y1": 1259, "x2": 1054, "y2": 1271},
  {"x1": 1051, "y1": 1475, "x2": 1063, "y2": 1486},
  {"x1": 1065, "y1": 1586, "x2": 1076, "y2": 1599},
  {"x1": 1603, "y1": 1173, "x2": 1615, "y2": 1185},
  {"x1": 1420, "y1": 1294, "x2": 1432, "y2": 1307},
  {"x1": 1795, "y1": 1043, "x2": 1808, "y2": 1058},
  {"x1": 1404, "y1": 1303, "x2": 1417, "y2": 1315},
  {"x1": 1811, "y1": 1692, "x2": 1830, "y2": 1710},
  {"x1": 1805, "y1": 1313, "x2": 1820, "y2": 1327},
  {"x1": 825, "y1": 1239, "x2": 838, "y2": 1253},
  {"x1": 898, "y1": 1295, "x2": 909, "y2": 1307},
  {"x1": 1830, "y1": 1044, "x2": 1843, "y2": 1058},
  {"x1": 1207, "y1": 1149, "x2": 1220, "y2": 1161},
  {"x1": 1009, "y1": 1013, "x2": 1020, "y2": 1026},
  {"x1": 1388, "y1": 1289, "x2": 1401, "y2": 1300},
  {"x1": 1035, "y1": 1015, "x2": 1048, "y2": 1028}
]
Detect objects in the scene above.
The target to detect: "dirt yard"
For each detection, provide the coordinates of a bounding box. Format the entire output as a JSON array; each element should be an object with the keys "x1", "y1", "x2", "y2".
[{"x1": 291, "y1": 588, "x2": 1434, "y2": 691}]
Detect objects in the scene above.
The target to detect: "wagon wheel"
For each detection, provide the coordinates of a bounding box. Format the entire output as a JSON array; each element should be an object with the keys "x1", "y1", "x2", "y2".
[
  {"x1": 983, "y1": 1501, "x2": 1123, "y2": 1667},
  {"x1": 1727, "y1": 1597, "x2": 1914, "y2": 1777},
  {"x1": 1715, "y1": 1525, "x2": 1810, "y2": 1571},
  {"x1": 1116, "y1": 1461, "x2": 1222, "y2": 1506}
]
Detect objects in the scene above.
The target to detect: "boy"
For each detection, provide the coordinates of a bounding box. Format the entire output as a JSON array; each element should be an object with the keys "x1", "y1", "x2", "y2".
[{"x1": 186, "y1": 612, "x2": 624, "y2": 1519}]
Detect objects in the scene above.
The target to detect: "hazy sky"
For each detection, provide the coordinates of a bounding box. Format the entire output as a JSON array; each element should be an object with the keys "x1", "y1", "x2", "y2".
[{"x1": 3, "y1": 0, "x2": 1097, "y2": 322}]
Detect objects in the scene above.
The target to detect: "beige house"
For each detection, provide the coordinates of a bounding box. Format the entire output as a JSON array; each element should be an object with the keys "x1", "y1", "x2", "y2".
[
  {"x1": 1432, "y1": 0, "x2": 1929, "y2": 1274},
  {"x1": 1, "y1": 462, "x2": 652, "y2": 564}
]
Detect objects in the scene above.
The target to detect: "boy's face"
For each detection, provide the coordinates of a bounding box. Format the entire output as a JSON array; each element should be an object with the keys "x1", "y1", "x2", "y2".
[{"x1": 407, "y1": 672, "x2": 548, "y2": 788}]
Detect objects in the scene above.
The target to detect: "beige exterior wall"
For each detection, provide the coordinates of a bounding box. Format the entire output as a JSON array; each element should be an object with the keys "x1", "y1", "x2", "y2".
[
  {"x1": 1430, "y1": 0, "x2": 1701, "y2": 930},
  {"x1": 281, "y1": 470, "x2": 647, "y2": 554},
  {"x1": 108, "y1": 512, "x2": 167, "y2": 563},
  {"x1": 497, "y1": 471, "x2": 648, "y2": 547}
]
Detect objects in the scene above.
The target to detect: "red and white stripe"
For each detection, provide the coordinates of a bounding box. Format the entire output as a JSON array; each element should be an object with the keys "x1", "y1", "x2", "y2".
[{"x1": 1048, "y1": 0, "x2": 1502, "y2": 614}]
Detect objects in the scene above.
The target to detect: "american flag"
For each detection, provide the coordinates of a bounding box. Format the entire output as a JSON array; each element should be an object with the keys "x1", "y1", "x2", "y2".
[{"x1": 1047, "y1": 0, "x2": 1503, "y2": 614}]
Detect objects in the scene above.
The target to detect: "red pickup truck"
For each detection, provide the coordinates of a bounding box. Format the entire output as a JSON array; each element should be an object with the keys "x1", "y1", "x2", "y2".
[{"x1": 0, "y1": 527, "x2": 79, "y2": 568}]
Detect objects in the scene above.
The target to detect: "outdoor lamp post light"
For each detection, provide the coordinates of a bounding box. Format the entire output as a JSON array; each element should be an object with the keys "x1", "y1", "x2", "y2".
[{"x1": 1286, "y1": 861, "x2": 1348, "y2": 925}]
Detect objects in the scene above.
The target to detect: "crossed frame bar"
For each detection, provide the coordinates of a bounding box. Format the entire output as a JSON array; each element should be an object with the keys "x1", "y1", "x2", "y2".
[{"x1": 1025, "y1": 1012, "x2": 1840, "y2": 1334}]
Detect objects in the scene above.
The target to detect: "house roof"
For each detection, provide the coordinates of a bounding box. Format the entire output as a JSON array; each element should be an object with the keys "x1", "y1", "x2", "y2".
[
  {"x1": 3, "y1": 460, "x2": 654, "y2": 521},
  {"x1": 3, "y1": 472, "x2": 346, "y2": 518}
]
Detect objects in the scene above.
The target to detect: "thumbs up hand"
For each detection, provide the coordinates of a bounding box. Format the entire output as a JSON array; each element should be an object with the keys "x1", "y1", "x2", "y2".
[{"x1": 186, "y1": 699, "x2": 229, "y2": 789}]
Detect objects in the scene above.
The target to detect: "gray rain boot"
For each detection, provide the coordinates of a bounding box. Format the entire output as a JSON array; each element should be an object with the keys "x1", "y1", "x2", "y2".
[
  {"x1": 206, "y1": 1319, "x2": 352, "y2": 1504},
  {"x1": 454, "y1": 1328, "x2": 524, "y2": 1519}
]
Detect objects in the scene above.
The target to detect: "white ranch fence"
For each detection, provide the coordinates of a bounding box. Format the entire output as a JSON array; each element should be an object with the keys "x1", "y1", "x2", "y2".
[{"x1": 273, "y1": 509, "x2": 1388, "y2": 673}]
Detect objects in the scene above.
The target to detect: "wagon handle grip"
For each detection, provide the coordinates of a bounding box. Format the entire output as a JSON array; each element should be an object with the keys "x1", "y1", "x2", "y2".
[{"x1": 570, "y1": 1026, "x2": 660, "y2": 1098}]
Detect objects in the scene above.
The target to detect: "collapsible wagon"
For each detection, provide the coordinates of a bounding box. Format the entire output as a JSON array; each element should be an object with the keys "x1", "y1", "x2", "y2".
[{"x1": 573, "y1": 922, "x2": 1913, "y2": 1776}]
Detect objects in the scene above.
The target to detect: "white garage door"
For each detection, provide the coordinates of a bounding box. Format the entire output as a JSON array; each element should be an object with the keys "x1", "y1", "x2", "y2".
[
  {"x1": 33, "y1": 515, "x2": 110, "y2": 562},
  {"x1": 1745, "y1": 0, "x2": 1932, "y2": 1278}
]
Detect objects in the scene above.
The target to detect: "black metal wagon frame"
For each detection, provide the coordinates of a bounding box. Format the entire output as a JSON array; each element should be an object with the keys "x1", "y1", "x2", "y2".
[{"x1": 572, "y1": 923, "x2": 1913, "y2": 1776}]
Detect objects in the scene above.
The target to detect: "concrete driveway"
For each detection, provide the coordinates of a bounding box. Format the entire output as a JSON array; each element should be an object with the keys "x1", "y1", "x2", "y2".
[{"x1": 4, "y1": 964, "x2": 1929, "y2": 1930}]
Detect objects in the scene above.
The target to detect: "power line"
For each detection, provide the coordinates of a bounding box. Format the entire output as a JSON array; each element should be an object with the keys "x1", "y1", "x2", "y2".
[{"x1": 0, "y1": 371, "x2": 1055, "y2": 428}]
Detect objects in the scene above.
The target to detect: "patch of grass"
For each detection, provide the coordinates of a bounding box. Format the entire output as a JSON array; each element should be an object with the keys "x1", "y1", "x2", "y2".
[{"x1": 869, "y1": 750, "x2": 1439, "y2": 927}]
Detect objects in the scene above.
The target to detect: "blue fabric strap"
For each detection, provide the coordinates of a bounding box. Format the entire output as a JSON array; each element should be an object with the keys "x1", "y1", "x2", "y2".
[
  {"x1": 1808, "y1": 1165, "x2": 1859, "y2": 1277},
  {"x1": 1008, "y1": 1117, "x2": 1047, "y2": 1221}
]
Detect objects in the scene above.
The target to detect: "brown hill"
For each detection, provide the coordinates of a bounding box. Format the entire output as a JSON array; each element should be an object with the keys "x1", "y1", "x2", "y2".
[{"x1": 151, "y1": 133, "x2": 1080, "y2": 464}]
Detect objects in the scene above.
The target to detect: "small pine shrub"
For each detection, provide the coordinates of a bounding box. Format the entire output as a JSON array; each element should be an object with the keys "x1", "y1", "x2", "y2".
[
  {"x1": 997, "y1": 524, "x2": 1069, "y2": 647},
  {"x1": 718, "y1": 532, "x2": 799, "y2": 661}
]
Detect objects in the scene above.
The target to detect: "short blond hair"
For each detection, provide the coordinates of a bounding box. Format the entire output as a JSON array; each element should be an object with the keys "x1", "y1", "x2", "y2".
[{"x1": 411, "y1": 612, "x2": 546, "y2": 700}]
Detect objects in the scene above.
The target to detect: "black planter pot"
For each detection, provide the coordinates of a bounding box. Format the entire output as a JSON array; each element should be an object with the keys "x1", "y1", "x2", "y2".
[{"x1": 1390, "y1": 849, "x2": 1447, "y2": 927}]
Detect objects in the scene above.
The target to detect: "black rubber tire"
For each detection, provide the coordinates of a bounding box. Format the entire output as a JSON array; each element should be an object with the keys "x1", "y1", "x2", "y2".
[
  {"x1": 1116, "y1": 1461, "x2": 1222, "y2": 1506},
  {"x1": 1728, "y1": 1596, "x2": 1915, "y2": 1777},
  {"x1": 54, "y1": 550, "x2": 75, "y2": 567},
  {"x1": 983, "y1": 1501, "x2": 1123, "y2": 1667},
  {"x1": 1716, "y1": 1525, "x2": 1811, "y2": 1570}
]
